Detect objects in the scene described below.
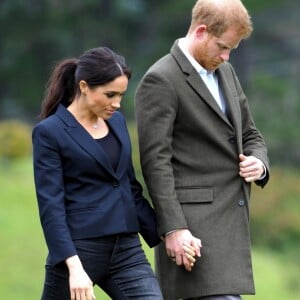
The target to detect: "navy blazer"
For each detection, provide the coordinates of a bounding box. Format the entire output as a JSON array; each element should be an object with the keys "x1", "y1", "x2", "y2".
[{"x1": 33, "y1": 104, "x2": 160, "y2": 265}]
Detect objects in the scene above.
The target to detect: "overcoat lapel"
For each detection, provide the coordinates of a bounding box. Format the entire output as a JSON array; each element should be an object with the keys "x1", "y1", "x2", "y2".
[
  {"x1": 171, "y1": 41, "x2": 232, "y2": 127},
  {"x1": 217, "y1": 67, "x2": 243, "y2": 153},
  {"x1": 186, "y1": 73, "x2": 232, "y2": 126}
]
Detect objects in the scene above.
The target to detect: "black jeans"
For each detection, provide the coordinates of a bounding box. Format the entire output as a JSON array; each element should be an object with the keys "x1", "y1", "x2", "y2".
[
  {"x1": 41, "y1": 233, "x2": 163, "y2": 299},
  {"x1": 185, "y1": 296, "x2": 241, "y2": 300}
]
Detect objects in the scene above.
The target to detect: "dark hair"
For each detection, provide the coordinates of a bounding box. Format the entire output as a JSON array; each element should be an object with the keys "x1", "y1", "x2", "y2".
[{"x1": 39, "y1": 47, "x2": 131, "y2": 119}]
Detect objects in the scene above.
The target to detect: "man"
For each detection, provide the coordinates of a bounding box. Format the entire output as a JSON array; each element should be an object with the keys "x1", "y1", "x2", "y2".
[{"x1": 135, "y1": 0, "x2": 270, "y2": 299}]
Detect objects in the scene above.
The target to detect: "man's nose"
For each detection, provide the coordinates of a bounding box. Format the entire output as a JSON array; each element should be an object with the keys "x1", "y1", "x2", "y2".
[{"x1": 220, "y1": 50, "x2": 231, "y2": 62}]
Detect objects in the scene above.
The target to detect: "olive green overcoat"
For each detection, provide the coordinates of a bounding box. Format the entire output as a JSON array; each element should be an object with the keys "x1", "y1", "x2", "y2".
[{"x1": 135, "y1": 40, "x2": 269, "y2": 299}]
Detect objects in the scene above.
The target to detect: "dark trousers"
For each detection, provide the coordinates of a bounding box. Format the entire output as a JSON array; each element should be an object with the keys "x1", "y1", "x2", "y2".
[
  {"x1": 184, "y1": 296, "x2": 241, "y2": 300},
  {"x1": 41, "y1": 233, "x2": 163, "y2": 299}
]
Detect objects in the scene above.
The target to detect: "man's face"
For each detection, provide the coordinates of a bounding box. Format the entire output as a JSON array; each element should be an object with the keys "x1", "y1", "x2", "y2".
[{"x1": 194, "y1": 27, "x2": 242, "y2": 71}]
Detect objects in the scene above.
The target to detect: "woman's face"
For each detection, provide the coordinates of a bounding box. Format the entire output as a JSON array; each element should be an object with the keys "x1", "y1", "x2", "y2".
[{"x1": 81, "y1": 75, "x2": 128, "y2": 120}]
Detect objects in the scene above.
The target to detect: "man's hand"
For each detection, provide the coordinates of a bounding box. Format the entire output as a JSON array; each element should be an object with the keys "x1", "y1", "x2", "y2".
[
  {"x1": 165, "y1": 229, "x2": 202, "y2": 271},
  {"x1": 239, "y1": 154, "x2": 265, "y2": 182}
]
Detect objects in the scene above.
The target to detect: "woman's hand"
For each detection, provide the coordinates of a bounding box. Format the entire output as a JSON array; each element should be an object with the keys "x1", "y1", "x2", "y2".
[
  {"x1": 165, "y1": 229, "x2": 201, "y2": 272},
  {"x1": 65, "y1": 256, "x2": 96, "y2": 300},
  {"x1": 182, "y1": 242, "x2": 197, "y2": 269}
]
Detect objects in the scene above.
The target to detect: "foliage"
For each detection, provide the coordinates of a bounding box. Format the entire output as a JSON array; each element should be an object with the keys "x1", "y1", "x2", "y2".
[
  {"x1": 250, "y1": 168, "x2": 300, "y2": 253},
  {"x1": 0, "y1": 0, "x2": 193, "y2": 119},
  {"x1": 0, "y1": 120, "x2": 32, "y2": 161},
  {"x1": 248, "y1": 73, "x2": 300, "y2": 165},
  {"x1": 1, "y1": 0, "x2": 300, "y2": 165},
  {"x1": 244, "y1": 249, "x2": 300, "y2": 299},
  {"x1": 243, "y1": 0, "x2": 287, "y2": 12}
]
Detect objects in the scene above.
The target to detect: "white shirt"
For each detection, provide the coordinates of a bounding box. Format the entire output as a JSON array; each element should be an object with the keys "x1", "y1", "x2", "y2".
[{"x1": 178, "y1": 38, "x2": 226, "y2": 113}]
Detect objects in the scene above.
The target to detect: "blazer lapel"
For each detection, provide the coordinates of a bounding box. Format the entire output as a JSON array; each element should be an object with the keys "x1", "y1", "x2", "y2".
[
  {"x1": 55, "y1": 105, "x2": 115, "y2": 176},
  {"x1": 107, "y1": 115, "x2": 130, "y2": 177}
]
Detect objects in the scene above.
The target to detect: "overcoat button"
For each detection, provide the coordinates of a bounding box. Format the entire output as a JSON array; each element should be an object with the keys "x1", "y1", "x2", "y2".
[
  {"x1": 228, "y1": 136, "x2": 236, "y2": 144},
  {"x1": 238, "y1": 200, "x2": 245, "y2": 207}
]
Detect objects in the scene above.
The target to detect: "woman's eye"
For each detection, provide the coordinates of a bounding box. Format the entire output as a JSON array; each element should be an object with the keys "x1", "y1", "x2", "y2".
[
  {"x1": 105, "y1": 92, "x2": 125, "y2": 99},
  {"x1": 106, "y1": 93, "x2": 115, "y2": 98}
]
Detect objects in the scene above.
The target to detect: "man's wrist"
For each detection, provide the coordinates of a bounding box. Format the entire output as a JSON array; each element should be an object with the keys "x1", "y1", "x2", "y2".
[
  {"x1": 165, "y1": 230, "x2": 177, "y2": 236},
  {"x1": 257, "y1": 160, "x2": 267, "y2": 180}
]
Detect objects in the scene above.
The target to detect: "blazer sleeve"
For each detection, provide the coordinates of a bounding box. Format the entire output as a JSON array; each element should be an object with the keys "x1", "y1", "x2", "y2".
[
  {"x1": 32, "y1": 122, "x2": 77, "y2": 265},
  {"x1": 127, "y1": 161, "x2": 161, "y2": 247}
]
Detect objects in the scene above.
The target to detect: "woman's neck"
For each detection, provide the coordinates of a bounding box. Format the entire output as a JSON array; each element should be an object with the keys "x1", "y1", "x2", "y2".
[{"x1": 67, "y1": 99, "x2": 109, "y2": 139}]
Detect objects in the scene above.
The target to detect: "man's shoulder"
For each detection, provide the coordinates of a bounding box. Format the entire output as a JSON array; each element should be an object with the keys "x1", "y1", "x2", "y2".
[
  {"x1": 146, "y1": 52, "x2": 175, "y2": 73},
  {"x1": 219, "y1": 61, "x2": 236, "y2": 76}
]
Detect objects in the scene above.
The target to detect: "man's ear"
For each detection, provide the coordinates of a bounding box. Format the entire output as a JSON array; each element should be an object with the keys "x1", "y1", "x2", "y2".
[{"x1": 195, "y1": 24, "x2": 208, "y2": 38}]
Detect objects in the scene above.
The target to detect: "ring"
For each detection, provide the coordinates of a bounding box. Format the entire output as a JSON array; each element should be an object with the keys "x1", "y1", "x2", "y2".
[{"x1": 170, "y1": 256, "x2": 176, "y2": 261}]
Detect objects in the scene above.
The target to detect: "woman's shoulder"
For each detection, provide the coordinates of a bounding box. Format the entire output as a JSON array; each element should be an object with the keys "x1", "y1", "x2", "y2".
[
  {"x1": 33, "y1": 105, "x2": 70, "y2": 131},
  {"x1": 33, "y1": 114, "x2": 60, "y2": 131}
]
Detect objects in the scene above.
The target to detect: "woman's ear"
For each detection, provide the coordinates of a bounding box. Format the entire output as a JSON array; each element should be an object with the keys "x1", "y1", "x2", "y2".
[{"x1": 79, "y1": 80, "x2": 88, "y2": 95}]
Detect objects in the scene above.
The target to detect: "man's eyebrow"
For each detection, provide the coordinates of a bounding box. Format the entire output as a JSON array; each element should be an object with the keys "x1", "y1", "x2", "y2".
[{"x1": 218, "y1": 41, "x2": 239, "y2": 50}]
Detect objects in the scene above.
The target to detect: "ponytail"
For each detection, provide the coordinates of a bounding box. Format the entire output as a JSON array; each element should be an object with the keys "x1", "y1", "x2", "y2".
[
  {"x1": 39, "y1": 58, "x2": 78, "y2": 119},
  {"x1": 39, "y1": 47, "x2": 131, "y2": 119}
]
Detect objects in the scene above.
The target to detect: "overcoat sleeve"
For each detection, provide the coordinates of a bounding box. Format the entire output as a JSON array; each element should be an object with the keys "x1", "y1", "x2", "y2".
[
  {"x1": 228, "y1": 64, "x2": 270, "y2": 187},
  {"x1": 135, "y1": 70, "x2": 188, "y2": 237}
]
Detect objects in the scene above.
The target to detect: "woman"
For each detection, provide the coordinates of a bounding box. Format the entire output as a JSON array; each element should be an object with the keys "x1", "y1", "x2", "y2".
[{"x1": 32, "y1": 47, "x2": 166, "y2": 300}]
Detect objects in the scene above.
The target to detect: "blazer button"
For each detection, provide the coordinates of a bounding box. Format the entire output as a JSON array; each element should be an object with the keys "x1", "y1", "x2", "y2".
[
  {"x1": 112, "y1": 181, "x2": 119, "y2": 187},
  {"x1": 238, "y1": 199, "x2": 245, "y2": 207}
]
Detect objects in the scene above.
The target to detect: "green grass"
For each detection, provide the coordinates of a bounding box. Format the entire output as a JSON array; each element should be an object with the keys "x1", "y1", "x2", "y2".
[
  {"x1": 1, "y1": 158, "x2": 300, "y2": 299},
  {"x1": 0, "y1": 158, "x2": 45, "y2": 298},
  {"x1": 244, "y1": 249, "x2": 300, "y2": 300}
]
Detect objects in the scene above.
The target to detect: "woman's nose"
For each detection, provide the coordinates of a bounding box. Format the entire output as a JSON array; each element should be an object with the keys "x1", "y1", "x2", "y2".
[{"x1": 111, "y1": 99, "x2": 121, "y2": 109}]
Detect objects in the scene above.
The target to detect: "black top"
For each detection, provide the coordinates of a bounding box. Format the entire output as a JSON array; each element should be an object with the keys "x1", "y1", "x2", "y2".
[{"x1": 95, "y1": 129, "x2": 121, "y2": 171}]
